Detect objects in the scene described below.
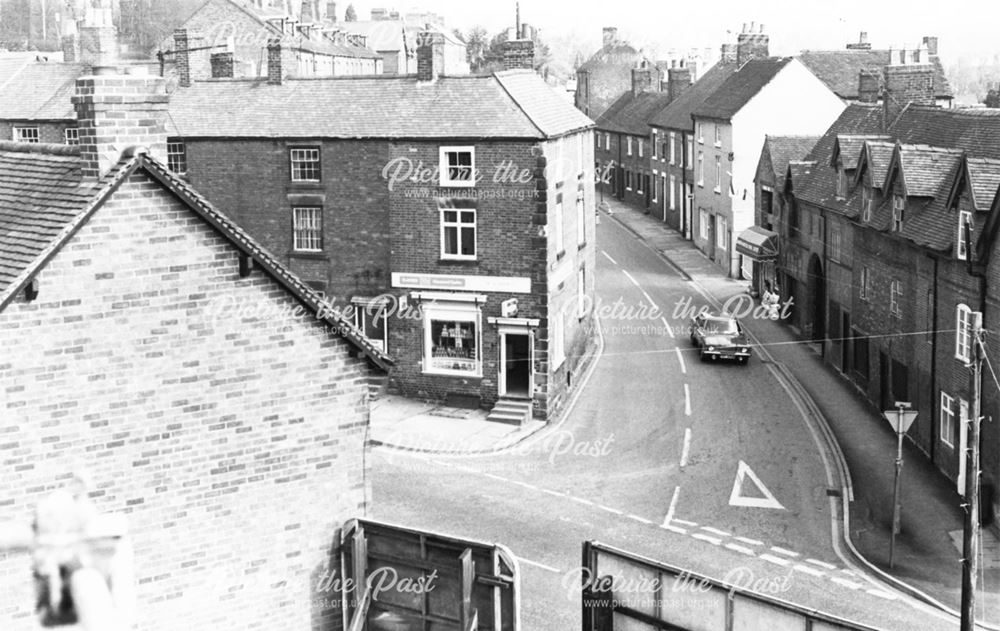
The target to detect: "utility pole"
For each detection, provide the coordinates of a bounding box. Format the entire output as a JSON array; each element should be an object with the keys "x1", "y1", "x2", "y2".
[
  {"x1": 883, "y1": 401, "x2": 916, "y2": 569},
  {"x1": 960, "y1": 311, "x2": 983, "y2": 631}
]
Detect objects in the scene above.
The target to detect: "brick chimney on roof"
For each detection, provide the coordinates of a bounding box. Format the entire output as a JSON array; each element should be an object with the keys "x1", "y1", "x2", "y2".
[
  {"x1": 174, "y1": 29, "x2": 210, "y2": 88},
  {"x1": 720, "y1": 43, "x2": 737, "y2": 64},
  {"x1": 72, "y1": 69, "x2": 169, "y2": 181},
  {"x1": 736, "y1": 21, "x2": 768, "y2": 65},
  {"x1": 602, "y1": 27, "x2": 618, "y2": 49},
  {"x1": 417, "y1": 31, "x2": 445, "y2": 81},
  {"x1": 847, "y1": 31, "x2": 872, "y2": 50},
  {"x1": 922, "y1": 36, "x2": 939, "y2": 56},
  {"x1": 667, "y1": 64, "x2": 692, "y2": 102},
  {"x1": 631, "y1": 60, "x2": 659, "y2": 96},
  {"x1": 267, "y1": 39, "x2": 284, "y2": 84},
  {"x1": 503, "y1": 36, "x2": 535, "y2": 71},
  {"x1": 858, "y1": 69, "x2": 880, "y2": 103},
  {"x1": 883, "y1": 47, "x2": 936, "y2": 127}
]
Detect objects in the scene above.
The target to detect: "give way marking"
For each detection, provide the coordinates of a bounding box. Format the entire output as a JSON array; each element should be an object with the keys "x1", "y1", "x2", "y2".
[{"x1": 728, "y1": 460, "x2": 785, "y2": 510}]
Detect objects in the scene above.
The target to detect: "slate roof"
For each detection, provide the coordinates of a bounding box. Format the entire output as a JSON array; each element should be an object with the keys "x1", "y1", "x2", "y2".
[
  {"x1": 761, "y1": 136, "x2": 819, "y2": 186},
  {"x1": 0, "y1": 61, "x2": 88, "y2": 121},
  {"x1": 890, "y1": 106, "x2": 1000, "y2": 160},
  {"x1": 0, "y1": 142, "x2": 391, "y2": 368},
  {"x1": 167, "y1": 70, "x2": 593, "y2": 139},
  {"x1": 340, "y1": 20, "x2": 464, "y2": 54},
  {"x1": 649, "y1": 62, "x2": 737, "y2": 131},
  {"x1": 891, "y1": 144, "x2": 964, "y2": 197},
  {"x1": 831, "y1": 134, "x2": 891, "y2": 168},
  {"x1": 797, "y1": 50, "x2": 953, "y2": 100},
  {"x1": 692, "y1": 57, "x2": 793, "y2": 121},
  {"x1": 859, "y1": 141, "x2": 896, "y2": 189},
  {"x1": 594, "y1": 90, "x2": 674, "y2": 136},
  {"x1": 577, "y1": 42, "x2": 645, "y2": 74},
  {"x1": 964, "y1": 158, "x2": 1000, "y2": 211}
]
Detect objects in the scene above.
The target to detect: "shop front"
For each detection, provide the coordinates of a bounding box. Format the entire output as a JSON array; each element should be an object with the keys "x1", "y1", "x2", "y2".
[{"x1": 736, "y1": 226, "x2": 779, "y2": 297}]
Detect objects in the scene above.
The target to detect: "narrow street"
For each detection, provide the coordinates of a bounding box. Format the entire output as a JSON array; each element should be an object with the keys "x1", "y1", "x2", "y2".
[{"x1": 372, "y1": 218, "x2": 959, "y2": 630}]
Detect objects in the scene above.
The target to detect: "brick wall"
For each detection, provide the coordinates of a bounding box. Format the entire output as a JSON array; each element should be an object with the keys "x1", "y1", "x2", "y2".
[
  {"x1": 182, "y1": 138, "x2": 392, "y2": 303},
  {"x1": 0, "y1": 172, "x2": 371, "y2": 631}
]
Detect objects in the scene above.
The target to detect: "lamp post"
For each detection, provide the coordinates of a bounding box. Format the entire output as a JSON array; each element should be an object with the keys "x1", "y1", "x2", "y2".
[{"x1": 883, "y1": 401, "x2": 917, "y2": 569}]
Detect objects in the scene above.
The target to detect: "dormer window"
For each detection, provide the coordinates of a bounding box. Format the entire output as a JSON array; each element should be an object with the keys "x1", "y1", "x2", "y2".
[
  {"x1": 861, "y1": 185, "x2": 873, "y2": 222},
  {"x1": 836, "y1": 168, "x2": 847, "y2": 199},
  {"x1": 891, "y1": 194, "x2": 905, "y2": 231},
  {"x1": 957, "y1": 210, "x2": 973, "y2": 261}
]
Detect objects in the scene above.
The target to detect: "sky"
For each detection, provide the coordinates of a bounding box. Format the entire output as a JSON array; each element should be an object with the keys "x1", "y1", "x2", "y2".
[{"x1": 354, "y1": 0, "x2": 1000, "y2": 63}]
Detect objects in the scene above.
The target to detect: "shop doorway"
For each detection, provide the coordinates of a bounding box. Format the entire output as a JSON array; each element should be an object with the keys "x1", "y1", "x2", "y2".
[{"x1": 500, "y1": 332, "x2": 531, "y2": 398}]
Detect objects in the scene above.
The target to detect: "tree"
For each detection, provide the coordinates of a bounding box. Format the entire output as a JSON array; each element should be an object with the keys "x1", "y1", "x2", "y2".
[
  {"x1": 463, "y1": 26, "x2": 489, "y2": 73},
  {"x1": 986, "y1": 88, "x2": 1000, "y2": 109},
  {"x1": 344, "y1": 3, "x2": 356, "y2": 21}
]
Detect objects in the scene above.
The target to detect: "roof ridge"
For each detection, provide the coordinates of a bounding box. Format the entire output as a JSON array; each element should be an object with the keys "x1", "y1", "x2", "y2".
[{"x1": 0, "y1": 141, "x2": 80, "y2": 156}]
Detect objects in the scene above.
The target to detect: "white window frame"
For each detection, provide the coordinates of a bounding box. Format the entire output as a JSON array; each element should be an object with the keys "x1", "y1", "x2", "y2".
[
  {"x1": 605, "y1": 133, "x2": 610, "y2": 151},
  {"x1": 697, "y1": 122, "x2": 704, "y2": 144},
  {"x1": 439, "y1": 146, "x2": 476, "y2": 188},
  {"x1": 167, "y1": 141, "x2": 187, "y2": 175},
  {"x1": 890, "y1": 279, "x2": 902, "y2": 318},
  {"x1": 638, "y1": 138, "x2": 644, "y2": 158},
  {"x1": 551, "y1": 312, "x2": 565, "y2": 369},
  {"x1": 422, "y1": 302, "x2": 482, "y2": 377},
  {"x1": 714, "y1": 155, "x2": 722, "y2": 193},
  {"x1": 554, "y1": 200, "x2": 565, "y2": 254},
  {"x1": 577, "y1": 195, "x2": 586, "y2": 246},
  {"x1": 669, "y1": 175, "x2": 676, "y2": 210},
  {"x1": 940, "y1": 391, "x2": 955, "y2": 447},
  {"x1": 716, "y1": 215, "x2": 727, "y2": 249},
  {"x1": 669, "y1": 132, "x2": 676, "y2": 165},
  {"x1": 892, "y1": 194, "x2": 905, "y2": 231},
  {"x1": 861, "y1": 185, "x2": 873, "y2": 222},
  {"x1": 64, "y1": 128, "x2": 80, "y2": 146},
  {"x1": 652, "y1": 132, "x2": 658, "y2": 159},
  {"x1": 686, "y1": 137, "x2": 693, "y2": 170},
  {"x1": 627, "y1": 136, "x2": 633, "y2": 156},
  {"x1": 860, "y1": 266, "x2": 871, "y2": 301},
  {"x1": 955, "y1": 303, "x2": 972, "y2": 362},
  {"x1": 637, "y1": 172, "x2": 644, "y2": 194},
  {"x1": 957, "y1": 210, "x2": 972, "y2": 261},
  {"x1": 697, "y1": 152, "x2": 704, "y2": 186},
  {"x1": 699, "y1": 209, "x2": 709, "y2": 240},
  {"x1": 440, "y1": 206, "x2": 477, "y2": 260},
  {"x1": 12, "y1": 126, "x2": 39, "y2": 143},
  {"x1": 292, "y1": 206, "x2": 323, "y2": 252},
  {"x1": 714, "y1": 124, "x2": 722, "y2": 147},
  {"x1": 577, "y1": 267, "x2": 587, "y2": 318},
  {"x1": 290, "y1": 146, "x2": 321, "y2": 182},
  {"x1": 352, "y1": 297, "x2": 389, "y2": 352}
]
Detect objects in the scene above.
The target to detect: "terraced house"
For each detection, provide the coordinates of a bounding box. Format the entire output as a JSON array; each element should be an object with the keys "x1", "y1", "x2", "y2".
[
  {"x1": 771, "y1": 55, "x2": 1000, "y2": 520},
  {"x1": 165, "y1": 35, "x2": 596, "y2": 423}
]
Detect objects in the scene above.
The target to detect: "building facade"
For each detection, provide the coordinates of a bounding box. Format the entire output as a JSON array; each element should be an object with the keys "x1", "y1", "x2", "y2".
[
  {"x1": 165, "y1": 39, "x2": 596, "y2": 421},
  {"x1": 0, "y1": 71, "x2": 387, "y2": 630},
  {"x1": 575, "y1": 27, "x2": 650, "y2": 119}
]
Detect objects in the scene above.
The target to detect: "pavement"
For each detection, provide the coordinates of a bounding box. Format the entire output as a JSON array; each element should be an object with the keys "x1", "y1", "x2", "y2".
[{"x1": 600, "y1": 198, "x2": 1000, "y2": 620}]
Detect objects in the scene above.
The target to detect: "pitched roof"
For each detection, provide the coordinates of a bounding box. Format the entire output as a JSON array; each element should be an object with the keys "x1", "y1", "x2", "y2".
[
  {"x1": 858, "y1": 140, "x2": 896, "y2": 189},
  {"x1": 797, "y1": 50, "x2": 952, "y2": 99},
  {"x1": 0, "y1": 141, "x2": 391, "y2": 368},
  {"x1": 889, "y1": 143, "x2": 963, "y2": 197},
  {"x1": 831, "y1": 134, "x2": 891, "y2": 168},
  {"x1": 762, "y1": 135, "x2": 820, "y2": 185},
  {"x1": 0, "y1": 61, "x2": 88, "y2": 121},
  {"x1": 692, "y1": 57, "x2": 793, "y2": 121},
  {"x1": 649, "y1": 62, "x2": 737, "y2": 130},
  {"x1": 578, "y1": 42, "x2": 645, "y2": 73},
  {"x1": 964, "y1": 157, "x2": 1000, "y2": 211},
  {"x1": 167, "y1": 70, "x2": 593, "y2": 139},
  {"x1": 594, "y1": 90, "x2": 674, "y2": 136},
  {"x1": 890, "y1": 105, "x2": 1000, "y2": 160}
]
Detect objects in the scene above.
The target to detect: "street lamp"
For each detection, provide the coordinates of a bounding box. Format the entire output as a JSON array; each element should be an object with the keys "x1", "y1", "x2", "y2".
[{"x1": 882, "y1": 401, "x2": 918, "y2": 569}]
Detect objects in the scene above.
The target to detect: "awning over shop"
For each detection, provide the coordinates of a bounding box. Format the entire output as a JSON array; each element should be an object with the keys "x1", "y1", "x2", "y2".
[{"x1": 736, "y1": 226, "x2": 779, "y2": 261}]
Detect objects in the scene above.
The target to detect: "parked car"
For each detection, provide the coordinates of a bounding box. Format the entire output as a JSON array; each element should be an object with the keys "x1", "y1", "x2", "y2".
[{"x1": 689, "y1": 313, "x2": 751, "y2": 364}]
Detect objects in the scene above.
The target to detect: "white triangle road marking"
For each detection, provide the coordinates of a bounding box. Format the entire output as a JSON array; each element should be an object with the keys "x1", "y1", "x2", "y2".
[{"x1": 728, "y1": 460, "x2": 785, "y2": 510}]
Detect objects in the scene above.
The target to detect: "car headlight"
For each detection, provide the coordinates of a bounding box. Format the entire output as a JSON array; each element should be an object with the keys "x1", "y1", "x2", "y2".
[
  {"x1": 708, "y1": 346, "x2": 715, "y2": 352},
  {"x1": 742, "y1": 347, "x2": 748, "y2": 353}
]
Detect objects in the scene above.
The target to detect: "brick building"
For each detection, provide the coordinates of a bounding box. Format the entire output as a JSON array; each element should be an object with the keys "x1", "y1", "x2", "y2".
[
  {"x1": 339, "y1": 8, "x2": 469, "y2": 75},
  {"x1": 575, "y1": 27, "x2": 650, "y2": 119},
  {"x1": 594, "y1": 61, "x2": 675, "y2": 213},
  {"x1": 165, "y1": 37, "x2": 596, "y2": 422},
  {"x1": 157, "y1": 0, "x2": 382, "y2": 79},
  {"x1": 771, "y1": 57, "x2": 1000, "y2": 517},
  {"x1": 0, "y1": 70, "x2": 389, "y2": 630}
]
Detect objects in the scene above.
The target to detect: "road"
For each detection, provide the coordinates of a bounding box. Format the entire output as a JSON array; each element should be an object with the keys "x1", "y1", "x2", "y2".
[{"x1": 371, "y1": 217, "x2": 962, "y2": 630}]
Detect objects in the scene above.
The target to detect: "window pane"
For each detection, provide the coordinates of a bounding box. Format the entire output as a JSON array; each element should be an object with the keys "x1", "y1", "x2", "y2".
[
  {"x1": 460, "y1": 227, "x2": 475, "y2": 255},
  {"x1": 429, "y1": 319, "x2": 477, "y2": 373},
  {"x1": 443, "y1": 226, "x2": 458, "y2": 254},
  {"x1": 444, "y1": 210, "x2": 457, "y2": 223},
  {"x1": 460, "y1": 211, "x2": 475, "y2": 224}
]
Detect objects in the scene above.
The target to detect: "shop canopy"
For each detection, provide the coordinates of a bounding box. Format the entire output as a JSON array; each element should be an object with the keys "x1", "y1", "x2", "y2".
[{"x1": 736, "y1": 226, "x2": 779, "y2": 261}]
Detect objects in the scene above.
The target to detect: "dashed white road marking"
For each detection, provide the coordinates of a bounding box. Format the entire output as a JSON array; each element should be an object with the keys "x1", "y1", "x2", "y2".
[
  {"x1": 675, "y1": 347, "x2": 687, "y2": 373},
  {"x1": 598, "y1": 505, "x2": 624, "y2": 516},
  {"x1": 680, "y1": 428, "x2": 692, "y2": 467},
  {"x1": 622, "y1": 270, "x2": 641, "y2": 287},
  {"x1": 724, "y1": 543, "x2": 756, "y2": 556},
  {"x1": 641, "y1": 291, "x2": 658, "y2": 309},
  {"x1": 541, "y1": 488, "x2": 566, "y2": 498},
  {"x1": 661, "y1": 316, "x2": 674, "y2": 338},
  {"x1": 691, "y1": 533, "x2": 722, "y2": 546},
  {"x1": 601, "y1": 251, "x2": 618, "y2": 265},
  {"x1": 770, "y1": 546, "x2": 800, "y2": 558},
  {"x1": 663, "y1": 486, "x2": 680, "y2": 527},
  {"x1": 793, "y1": 563, "x2": 826, "y2": 577},
  {"x1": 672, "y1": 518, "x2": 698, "y2": 527},
  {"x1": 628, "y1": 514, "x2": 653, "y2": 525},
  {"x1": 511, "y1": 480, "x2": 539, "y2": 490},
  {"x1": 830, "y1": 577, "x2": 864, "y2": 590},
  {"x1": 484, "y1": 473, "x2": 508, "y2": 482},
  {"x1": 806, "y1": 558, "x2": 838, "y2": 570},
  {"x1": 684, "y1": 384, "x2": 692, "y2": 416},
  {"x1": 759, "y1": 553, "x2": 792, "y2": 567},
  {"x1": 517, "y1": 557, "x2": 562, "y2": 574},
  {"x1": 734, "y1": 536, "x2": 764, "y2": 546},
  {"x1": 571, "y1": 496, "x2": 595, "y2": 507},
  {"x1": 661, "y1": 524, "x2": 688, "y2": 535},
  {"x1": 700, "y1": 526, "x2": 732, "y2": 537}
]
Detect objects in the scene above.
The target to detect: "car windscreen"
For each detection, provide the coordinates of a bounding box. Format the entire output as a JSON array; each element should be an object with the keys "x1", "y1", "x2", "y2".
[{"x1": 703, "y1": 318, "x2": 739, "y2": 334}]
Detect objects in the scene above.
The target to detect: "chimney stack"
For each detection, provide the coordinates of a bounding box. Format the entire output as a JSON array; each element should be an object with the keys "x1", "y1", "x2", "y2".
[
  {"x1": 883, "y1": 50, "x2": 935, "y2": 126},
  {"x1": 720, "y1": 43, "x2": 737, "y2": 64},
  {"x1": 210, "y1": 51, "x2": 235, "y2": 78},
  {"x1": 858, "y1": 69, "x2": 880, "y2": 103},
  {"x1": 417, "y1": 31, "x2": 444, "y2": 81},
  {"x1": 327, "y1": 2, "x2": 337, "y2": 21},
  {"x1": 667, "y1": 65, "x2": 692, "y2": 102},
  {"x1": 503, "y1": 37, "x2": 535, "y2": 71},
  {"x1": 922, "y1": 36, "x2": 939, "y2": 56},
  {"x1": 736, "y1": 23, "x2": 769, "y2": 65},
  {"x1": 602, "y1": 27, "x2": 618, "y2": 49},
  {"x1": 631, "y1": 61, "x2": 659, "y2": 96},
  {"x1": 847, "y1": 31, "x2": 871, "y2": 50},
  {"x1": 267, "y1": 39, "x2": 284, "y2": 84},
  {"x1": 72, "y1": 69, "x2": 169, "y2": 181},
  {"x1": 371, "y1": 8, "x2": 388, "y2": 20},
  {"x1": 173, "y1": 29, "x2": 209, "y2": 88}
]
